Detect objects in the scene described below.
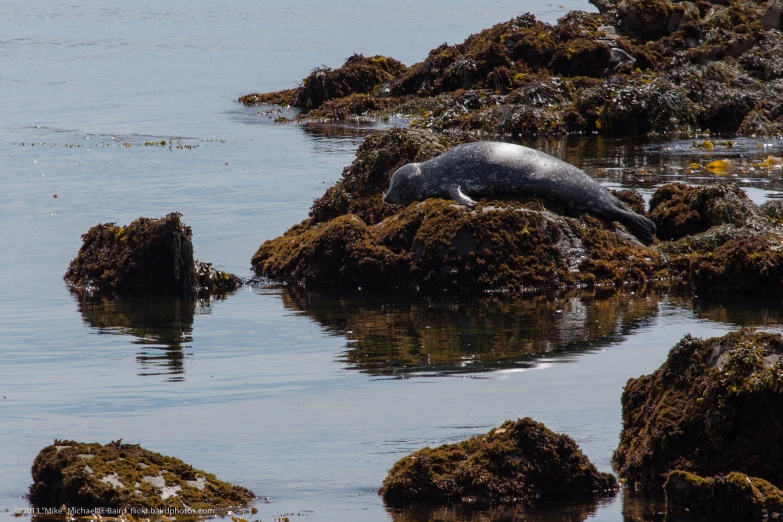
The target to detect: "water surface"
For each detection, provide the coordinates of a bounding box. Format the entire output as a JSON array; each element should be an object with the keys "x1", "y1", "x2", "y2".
[{"x1": 2, "y1": 2, "x2": 783, "y2": 522}]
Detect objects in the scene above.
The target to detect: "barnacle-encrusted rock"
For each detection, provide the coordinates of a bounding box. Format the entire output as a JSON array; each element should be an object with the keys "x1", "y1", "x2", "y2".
[
  {"x1": 64, "y1": 213, "x2": 241, "y2": 297},
  {"x1": 379, "y1": 418, "x2": 617, "y2": 507},
  {"x1": 29, "y1": 440, "x2": 254, "y2": 511},
  {"x1": 665, "y1": 470, "x2": 783, "y2": 520},
  {"x1": 613, "y1": 331, "x2": 783, "y2": 492}
]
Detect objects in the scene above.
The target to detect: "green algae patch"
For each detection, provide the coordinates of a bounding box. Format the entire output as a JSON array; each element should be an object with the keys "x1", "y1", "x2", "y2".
[
  {"x1": 29, "y1": 440, "x2": 254, "y2": 511},
  {"x1": 613, "y1": 331, "x2": 783, "y2": 493},
  {"x1": 65, "y1": 213, "x2": 241, "y2": 298},
  {"x1": 379, "y1": 418, "x2": 617, "y2": 507},
  {"x1": 239, "y1": 3, "x2": 783, "y2": 138},
  {"x1": 664, "y1": 470, "x2": 783, "y2": 520}
]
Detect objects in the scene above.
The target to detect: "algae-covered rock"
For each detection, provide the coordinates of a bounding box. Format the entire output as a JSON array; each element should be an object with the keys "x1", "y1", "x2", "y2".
[
  {"x1": 253, "y1": 128, "x2": 659, "y2": 295},
  {"x1": 29, "y1": 440, "x2": 254, "y2": 511},
  {"x1": 649, "y1": 183, "x2": 768, "y2": 241},
  {"x1": 240, "y1": 54, "x2": 406, "y2": 112},
  {"x1": 613, "y1": 331, "x2": 783, "y2": 492},
  {"x1": 379, "y1": 418, "x2": 617, "y2": 507},
  {"x1": 240, "y1": 5, "x2": 783, "y2": 138},
  {"x1": 664, "y1": 470, "x2": 783, "y2": 520},
  {"x1": 65, "y1": 213, "x2": 241, "y2": 297}
]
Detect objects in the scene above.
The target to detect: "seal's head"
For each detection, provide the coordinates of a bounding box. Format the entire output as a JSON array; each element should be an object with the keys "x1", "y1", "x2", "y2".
[{"x1": 384, "y1": 163, "x2": 422, "y2": 205}]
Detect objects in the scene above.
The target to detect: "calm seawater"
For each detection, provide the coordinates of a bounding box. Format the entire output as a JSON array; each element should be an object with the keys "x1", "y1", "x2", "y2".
[{"x1": 2, "y1": 2, "x2": 783, "y2": 522}]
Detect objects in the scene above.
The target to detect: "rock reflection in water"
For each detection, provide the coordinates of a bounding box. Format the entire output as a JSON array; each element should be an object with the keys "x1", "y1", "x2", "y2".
[
  {"x1": 668, "y1": 291, "x2": 783, "y2": 328},
  {"x1": 280, "y1": 289, "x2": 660, "y2": 377},
  {"x1": 69, "y1": 288, "x2": 220, "y2": 381},
  {"x1": 386, "y1": 498, "x2": 603, "y2": 522}
]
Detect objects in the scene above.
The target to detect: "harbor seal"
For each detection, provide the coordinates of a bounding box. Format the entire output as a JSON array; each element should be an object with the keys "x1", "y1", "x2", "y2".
[{"x1": 383, "y1": 142, "x2": 656, "y2": 245}]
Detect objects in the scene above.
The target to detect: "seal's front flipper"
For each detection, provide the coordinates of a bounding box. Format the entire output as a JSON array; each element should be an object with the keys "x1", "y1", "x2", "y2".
[{"x1": 449, "y1": 186, "x2": 478, "y2": 208}]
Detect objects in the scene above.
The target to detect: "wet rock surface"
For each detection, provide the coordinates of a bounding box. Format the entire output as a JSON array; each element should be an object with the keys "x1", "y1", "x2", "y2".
[
  {"x1": 29, "y1": 440, "x2": 254, "y2": 510},
  {"x1": 241, "y1": 6, "x2": 783, "y2": 138},
  {"x1": 379, "y1": 418, "x2": 617, "y2": 508},
  {"x1": 65, "y1": 213, "x2": 241, "y2": 297},
  {"x1": 613, "y1": 331, "x2": 783, "y2": 493},
  {"x1": 664, "y1": 470, "x2": 783, "y2": 520}
]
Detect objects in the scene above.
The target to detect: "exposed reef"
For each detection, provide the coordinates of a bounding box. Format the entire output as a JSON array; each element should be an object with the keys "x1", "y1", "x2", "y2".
[
  {"x1": 613, "y1": 331, "x2": 783, "y2": 493},
  {"x1": 241, "y1": 5, "x2": 783, "y2": 138},
  {"x1": 252, "y1": 128, "x2": 783, "y2": 296},
  {"x1": 379, "y1": 418, "x2": 617, "y2": 508},
  {"x1": 65, "y1": 213, "x2": 241, "y2": 297},
  {"x1": 29, "y1": 440, "x2": 254, "y2": 511}
]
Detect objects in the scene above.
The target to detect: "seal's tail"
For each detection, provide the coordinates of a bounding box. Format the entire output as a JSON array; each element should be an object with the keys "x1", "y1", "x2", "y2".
[{"x1": 617, "y1": 209, "x2": 657, "y2": 245}]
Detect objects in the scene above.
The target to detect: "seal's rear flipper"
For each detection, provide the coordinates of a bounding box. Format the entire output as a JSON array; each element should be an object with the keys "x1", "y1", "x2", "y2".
[
  {"x1": 449, "y1": 186, "x2": 478, "y2": 207},
  {"x1": 617, "y1": 209, "x2": 657, "y2": 245}
]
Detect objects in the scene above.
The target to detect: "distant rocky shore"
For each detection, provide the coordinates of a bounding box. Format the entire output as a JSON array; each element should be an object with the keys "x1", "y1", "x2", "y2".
[{"x1": 241, "y1": 0, "x2": 783, "y2": 139}]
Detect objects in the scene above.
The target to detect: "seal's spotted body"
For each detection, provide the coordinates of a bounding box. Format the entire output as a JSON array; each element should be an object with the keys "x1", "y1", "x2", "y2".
[{"x1": 384, "y1": 142, "x2": 656, "y2": 245}]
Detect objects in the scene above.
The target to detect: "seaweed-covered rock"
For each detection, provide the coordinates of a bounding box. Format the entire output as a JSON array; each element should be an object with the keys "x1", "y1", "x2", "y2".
[
  {"x1": 648, "y1": 183, "x2": 768, "y2": 241},
  {"x1": 240, "y1": 5, "x2": 783, "y2": 138},
  {"x1": 253, "y1": 128, "x2": 660, "y2": 295},
  {"x1": 664, "y1": 470, "x2": 783, "y2": 520},
  {"x1": 29, "y1": 440, "x2": 254, "y2": 511},
  {"x1": 241, "y1": 54, "x2": 406, "y2": 112},
  {"x1": 616, "y1": 0, "x2": 688, "y2": 41},
  {"x1": 65, "y1": 213, "x2": 241, "y2": 297},
  {"x1": 379, "y1": 418, "x2": 617, "y2": 507},
  {"x1": 613, "y1": 331, "x2": 783, "y2": 492}
]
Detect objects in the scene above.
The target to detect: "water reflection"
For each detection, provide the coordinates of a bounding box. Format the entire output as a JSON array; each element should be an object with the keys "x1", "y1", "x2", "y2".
[
  {"x1": 386, "y1": 499, "x2": 602, "y2": 522},
  {"x1": 668, "y1": 291, "x2": 783, "y2": 328},
  {"x1": 524, "y1": 135, "x2": 783, "y2": 196},
  {"x1": 279, "y1": 289, "x2": 660, "y2": 377},
  {"x1": 70, "y1": 288, "x2": 222, "y2": 381}
]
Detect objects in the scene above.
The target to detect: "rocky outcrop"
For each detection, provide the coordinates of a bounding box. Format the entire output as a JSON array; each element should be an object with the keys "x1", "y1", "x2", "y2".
[
  {"x1": 613, "y1": 331, "x2": 783, "y2": 492},
  {"x1": 65, "y1": 213, "x2": 241, "y2": 297},
  {"x1": 241, "y1": 6, "x2": 783, "y2": 138},
  {"x1": 379, "y1": 418, "x2": 617, "y2": 507},
  {"x1": 29, "y1": 440, "x2": 254, "y2": 511}
]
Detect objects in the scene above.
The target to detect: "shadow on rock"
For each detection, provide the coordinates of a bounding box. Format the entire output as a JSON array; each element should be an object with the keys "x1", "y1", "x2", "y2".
[{"x1": 279, "y1": 287, "x2": 660, "y2": 377}]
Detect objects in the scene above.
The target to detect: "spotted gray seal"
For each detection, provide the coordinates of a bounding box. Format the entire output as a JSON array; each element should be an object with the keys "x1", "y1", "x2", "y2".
[{"x1": 383, "y1": 141, "x2": 656, "y2": 245}]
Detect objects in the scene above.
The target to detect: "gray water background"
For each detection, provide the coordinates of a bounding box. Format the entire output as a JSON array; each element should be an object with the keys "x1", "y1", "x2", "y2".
[{"x1": 2, "y1": 1, "x2": 783, "y2": 521}]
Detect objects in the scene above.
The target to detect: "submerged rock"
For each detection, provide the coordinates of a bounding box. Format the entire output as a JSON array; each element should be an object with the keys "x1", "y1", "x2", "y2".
[
  {"x1": 65, "y1": 213, "x2": 241, "y2": 297},
  {"x1": 613, "y1": 331, "x2": 783, "y2": 492},
  {"x1": 379, "y1": 418, "x2": 617, "y2": 508},
  {"x1": 665, "y1": 470, "x2": 783, "y2": 520},
  {"x1": 29, "y1": 440, "x2": 254, "y2": 511},
  {"x1": 241, "y1": 6, "x2": 783, "y2": 138}
]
